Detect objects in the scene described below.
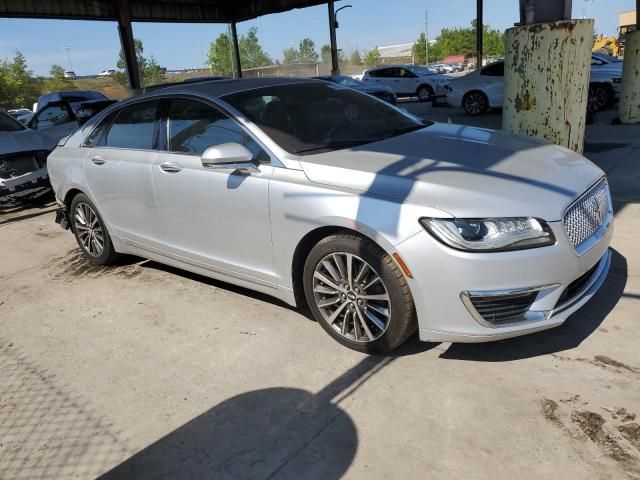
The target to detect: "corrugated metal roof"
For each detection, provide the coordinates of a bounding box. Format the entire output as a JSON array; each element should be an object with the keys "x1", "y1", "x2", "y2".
[
  {"x1": 0, "y1": 0, "x2": 330, "y2": 23},
  {"x1": 377, "y1": 43, "x2": 414, "y2": 59}
]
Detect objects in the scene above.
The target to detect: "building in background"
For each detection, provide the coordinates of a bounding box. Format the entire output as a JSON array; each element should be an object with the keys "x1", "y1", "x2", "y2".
[{"x1": 377, "y1": 43, "x2": 414, "y2": 64}]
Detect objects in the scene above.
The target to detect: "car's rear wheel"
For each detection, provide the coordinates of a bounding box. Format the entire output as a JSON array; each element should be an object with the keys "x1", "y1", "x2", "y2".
[
  {"x1": 588, "y1": 83, "x2": 612, "y2": 112},
  {"x1": 463, "y1": 91, "x2": 489, "y2": 115},
  {"x1": 70, "y1": 193, "x2": 119, "y2": 265},
  {"x1": 303, "y1": 233, "x2": 417, "y2": 354},
  {"x1": 417, "y1": 85, "x2": 434, "y2": 102}
]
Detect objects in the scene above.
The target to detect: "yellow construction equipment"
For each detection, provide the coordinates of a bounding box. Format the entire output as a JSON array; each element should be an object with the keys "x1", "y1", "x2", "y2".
[{"x1": 593, "y1": 34, "x2": 621, "y2": 57}]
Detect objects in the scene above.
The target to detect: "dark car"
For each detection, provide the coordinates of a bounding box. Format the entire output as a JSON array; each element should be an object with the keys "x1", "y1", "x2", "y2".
[
  {"x1": 313, "y1": 75, "x2": 397, "y2": 104},
  {"x1": 35, "y1": 90, "x2": 108, "y2": 112}
]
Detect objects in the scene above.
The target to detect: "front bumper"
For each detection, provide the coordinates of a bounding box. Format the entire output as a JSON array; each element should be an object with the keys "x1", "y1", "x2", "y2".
[{"x1": 395, "y1": 219, "x2": 613, "y2": 343}]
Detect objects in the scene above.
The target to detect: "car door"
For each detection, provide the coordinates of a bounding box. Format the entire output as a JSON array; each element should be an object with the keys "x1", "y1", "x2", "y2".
[
  {"x1": 364, "y1": 68, "x2": 395, "y2": 92},
  {"x1": 82, "y1": 99, "x2": 165, "y2": 250},
  {"x1": 29, "y1": 102, "x2": 79, "y2": 148},
  {"x1": 152, "y1": 97, "x2": 276, "y2": 286},
  {"x1": 479, "y1": 62, "x2": 505, "y2": 106},
  {"x1": 396, "y1": 67, "x2": 419, "y2": 95}
]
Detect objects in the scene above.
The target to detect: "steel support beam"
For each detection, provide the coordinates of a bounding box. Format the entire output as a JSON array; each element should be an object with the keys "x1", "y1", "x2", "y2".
[
  {"x1": 328, "y1": 1, "x2": 339, "y2": 75},
  {"x1": 115, "y1": 0, "x2": 141, "y2": 91},
  {"x1": 476, "y1": 0, "x2": 483, "y2": 69},
  {"x1": 230, "y1": 21, "x2": 242, "y2": 78}
]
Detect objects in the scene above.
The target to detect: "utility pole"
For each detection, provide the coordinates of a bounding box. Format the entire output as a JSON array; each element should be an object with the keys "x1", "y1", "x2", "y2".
[
  {"x1": 424, "y1": 10, "x2": 429, "y2": 65},
  {"x1": 63, "y1": 46, "x2": 73, "y2": 71}
]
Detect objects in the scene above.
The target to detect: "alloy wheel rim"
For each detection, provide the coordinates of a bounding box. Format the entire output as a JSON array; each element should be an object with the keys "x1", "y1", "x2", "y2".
[
  {"x1": 74, "y1": 203, "x2": 104, "y2": 257},
  {"x1": 591, "y1": 87, "x2": 607, "y2": 111},
  {"x1": 465, "y1": 93, "x2": 485, "y2": 114},
  {"x1": 312, "y1": 252, "x2": 391, "y2": 343},
  {"x1": 419, "y1": 88, "x2": 431, "y2": 100}
]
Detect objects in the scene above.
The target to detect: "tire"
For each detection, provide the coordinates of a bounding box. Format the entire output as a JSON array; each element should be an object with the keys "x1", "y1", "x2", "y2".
[
  {"x1": 417, "y1": 85, "x2": 434, "y2": 103},
  {"x1": 303, "y1": 233, "x2": 417, "y2": 354},
  {"x1": 462, "y1": 91, "x2": 489, "y2": 115},
  {"x1": 588, "y1": 83, "x2": 612, "y2": 112},
  {"x1": 69, "y1": 193, "x2": 119, "y2": 265}
]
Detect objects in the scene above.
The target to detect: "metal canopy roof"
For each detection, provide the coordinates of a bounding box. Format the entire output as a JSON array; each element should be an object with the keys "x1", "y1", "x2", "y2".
[{"x1": 0, "y1": 0, "x2": 330, "y2": 23}]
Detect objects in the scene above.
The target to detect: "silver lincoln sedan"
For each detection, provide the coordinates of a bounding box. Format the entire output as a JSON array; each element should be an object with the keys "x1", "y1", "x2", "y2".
[{"x1": 47, "y1": 78, "x2": 613, "y2": 353}]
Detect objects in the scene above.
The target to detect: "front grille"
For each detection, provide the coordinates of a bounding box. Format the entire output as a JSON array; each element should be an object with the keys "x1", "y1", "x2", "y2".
[
  {"x1": 564, "y1": 179, "x2": 611, "y2": 251},
  {"x1": 468, "y1": 291, "x2": 538, "y2": 326},
  {"x1": 556, "y1": 262, "x2": 599, "y2": 306}
]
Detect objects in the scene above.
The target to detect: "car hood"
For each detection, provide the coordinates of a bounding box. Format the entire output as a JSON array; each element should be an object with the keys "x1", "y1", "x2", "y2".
[
  {"x1": 0, "y1": 129, "x2": 53, "y2": 155},
  {"x1": 299, "y1": 123, "x2": 603, "y2": 221}
]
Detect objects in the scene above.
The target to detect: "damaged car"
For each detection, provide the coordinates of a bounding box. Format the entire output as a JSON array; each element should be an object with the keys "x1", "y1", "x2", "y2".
[{"x1": 0, "y1": 111, "x2": 52, "y2": 203}]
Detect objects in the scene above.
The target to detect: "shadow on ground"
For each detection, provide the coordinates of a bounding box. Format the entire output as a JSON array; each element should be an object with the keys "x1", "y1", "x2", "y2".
[
  {"x1": 439, "y1": 249, "x2": 627, "y2": 362},
  {"x1": 96, "y1": 351, "x2": 436, "y2": 480}
]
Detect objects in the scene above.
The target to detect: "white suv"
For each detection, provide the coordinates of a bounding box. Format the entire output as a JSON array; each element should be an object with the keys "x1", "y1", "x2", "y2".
[{"x1": 361, "y1": 65, "x2": 451, "y2": 102}]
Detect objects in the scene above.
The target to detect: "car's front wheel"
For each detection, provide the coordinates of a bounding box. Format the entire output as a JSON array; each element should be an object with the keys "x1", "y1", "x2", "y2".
[
  {"x1": 588, "y1": 83, "x2": 612, "y2": 112},
  {"x1": 462, "y1": 91, "x2": 489, "y2": 115},
  {"x1": 303, "y1": 233, "x2": 417, "y2": 354},
  {"x1": 417, "y1": 85, "x2": 434, "y2": 102},
  {"x1": 70, "y1": 193, "x2": 119, "y2": 265}
]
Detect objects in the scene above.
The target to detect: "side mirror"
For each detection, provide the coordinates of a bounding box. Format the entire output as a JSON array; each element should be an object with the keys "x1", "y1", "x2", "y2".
[{"x1": 201, "y1": 143, "x2": 258, "y2": 173}]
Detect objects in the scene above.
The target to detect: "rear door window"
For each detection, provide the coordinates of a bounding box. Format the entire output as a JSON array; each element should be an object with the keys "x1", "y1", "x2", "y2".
[
  {"x1": 104, "y1": 101, "x2": 158, "y2": 150},
  {"x1": 480, "y1": 62, "x2": 504, "y2": 77}
]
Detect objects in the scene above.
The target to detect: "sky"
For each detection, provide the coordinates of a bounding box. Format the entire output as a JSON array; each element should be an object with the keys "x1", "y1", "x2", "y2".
[{"x1": 0, "y1": 0, "x2": 635, "y2": 76}]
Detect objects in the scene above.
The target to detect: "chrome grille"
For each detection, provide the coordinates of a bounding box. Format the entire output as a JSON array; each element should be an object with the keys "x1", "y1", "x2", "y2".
[{"x1": 564, "y1": 179, "x2": 611, "y2": 252}]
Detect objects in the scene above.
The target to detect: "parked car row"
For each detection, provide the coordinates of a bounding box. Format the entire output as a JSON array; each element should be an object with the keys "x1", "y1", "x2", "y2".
[
  {"x1": 447, "y1": 53, "x2": 623, "y2": 115},
  {"x1": 359, "y1": 64, "x2": 453, "y2": 102},
  {"x1": 47, "y1": 77, "x2": 612, "y2": 354}
]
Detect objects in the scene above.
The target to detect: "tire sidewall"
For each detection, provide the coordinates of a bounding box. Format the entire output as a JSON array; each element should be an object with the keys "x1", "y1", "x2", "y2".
[
  {"x1": 303, "y1": 235, "x2": 414, "y2": 354},
  {"x1": 70, "y1": 193, "x2": 115, "y2": 265},
  {"x1": 463, "y1": 91, "x2": 488, "y2": 115},
  {"x1": 417, "y1": 85, "x2": 433, "y2": 102}
]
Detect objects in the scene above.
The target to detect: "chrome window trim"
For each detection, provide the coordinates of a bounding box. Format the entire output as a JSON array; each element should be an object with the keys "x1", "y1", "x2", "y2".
[
  {"x1": 562, "y1": 177, "x2": 613, "y2": 256},
  {"x1": 460, "y1": 283, "x2": 559, "y2": 329}
]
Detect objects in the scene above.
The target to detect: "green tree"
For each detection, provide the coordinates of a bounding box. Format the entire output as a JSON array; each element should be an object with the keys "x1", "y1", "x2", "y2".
[
  {"x1": 364, "y1": 47, "x2": 381, "y2": 67},
  {"x1": 0, "y1": 52, "x2": 40, "y2": 109},
  {"x1": 44, "y1": 64, "x2": 76, "y2": 92},
  {"x1": 208, "y1": 33, "x2": 233, "y2": 76},
  {"x1": 412, "y1": 32, "x2": 427, "y2": 65},
  {"x1": 427, "y1": 21, "x2": 504, "y2": 63},
  {"x1": 282, "y1": 47, "x2": 299, "y2": 64},
  {"x1": 115, "y1": 38, "x2": 166, "y2": 87},
  {"x1": 298, "y1": 38, "x2": 319, "y2": 63},
  {"x1": 350, "y1": 50, "x2": 362, "y2": 65},
  {"x1": 320, "y1": 44, "x2": 331, "y2": 64},
  {"x1": 239, "y1": 27, "x2": 272, "y2": 69}
]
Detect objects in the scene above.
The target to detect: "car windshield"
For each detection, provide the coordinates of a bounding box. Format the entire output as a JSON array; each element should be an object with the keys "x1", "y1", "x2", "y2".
[
  {"x1": 413, "y1": 66, "x2": 437, "y2": 76},
  {"x1": 223, "y1": 83, "x2": 429, "y2": 155},
  {"x1": 0, "y1": 111, "x2": 26, "y2": 131},
  {"x1": 333, "y1": 76, "x2": 363, "y2": 87},
  {"x1": 593, "y1": 53, "x2": 622, "y2": 64}
]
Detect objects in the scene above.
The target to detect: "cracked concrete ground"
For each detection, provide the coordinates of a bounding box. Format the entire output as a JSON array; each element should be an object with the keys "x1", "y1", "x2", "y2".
[{"x1": 0, "y1": 105, "x2": 639, "y2": 479}]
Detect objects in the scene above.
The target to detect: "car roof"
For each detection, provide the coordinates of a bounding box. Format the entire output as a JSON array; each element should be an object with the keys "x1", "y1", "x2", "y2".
[{"x1": 137, "y1": 77, "x2": 323, "y2": 101}]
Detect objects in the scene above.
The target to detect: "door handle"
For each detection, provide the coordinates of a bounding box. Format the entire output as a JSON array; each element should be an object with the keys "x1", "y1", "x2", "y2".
[
  {"x1": 91, "y1": 156, "x2": 105, "y2": 165},
  {"x1": 160, "y1": 162, "x2": 182, "y2": 173}
]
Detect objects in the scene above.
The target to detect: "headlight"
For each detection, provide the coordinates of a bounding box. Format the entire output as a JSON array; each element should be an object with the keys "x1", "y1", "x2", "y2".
[{"x1": 420, "y1": 217, "x2": 555, "y2": 252}]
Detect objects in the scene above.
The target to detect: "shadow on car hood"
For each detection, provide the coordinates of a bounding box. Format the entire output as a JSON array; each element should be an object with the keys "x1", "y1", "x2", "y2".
[{"x1": 299, "y1": 123, "x2": 604, "y2": 220}]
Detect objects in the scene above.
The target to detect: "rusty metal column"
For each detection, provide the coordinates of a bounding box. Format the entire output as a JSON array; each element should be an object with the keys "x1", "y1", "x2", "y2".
[
  {"x1": 619, "y1": 22, "x2": 640, "y2": 123},
  {"x1": 230, "y1": 21, "x2": 242, "y2": 78},
  {"x1": 116, "y1": 0, "x2": 141, "y2": 92},
  {"x1": 476, "y1": 0, "x2": 483, "y2": 68},
  {"x1": 328, "y1": 1, "x2": 339, "y2": 75},
  {"x1": 502, "y1": 20, "x2": 593, "y2": 154}
]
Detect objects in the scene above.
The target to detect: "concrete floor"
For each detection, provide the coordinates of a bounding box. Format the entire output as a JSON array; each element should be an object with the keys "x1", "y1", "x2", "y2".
[{"x1": 1, "y1": 106, "x2": 639, "y2": 479}]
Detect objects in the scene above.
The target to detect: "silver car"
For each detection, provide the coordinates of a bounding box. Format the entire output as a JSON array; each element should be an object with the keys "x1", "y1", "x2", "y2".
[{"x1": 48, "y1": 78, "x2": 613, "y2": 353}]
